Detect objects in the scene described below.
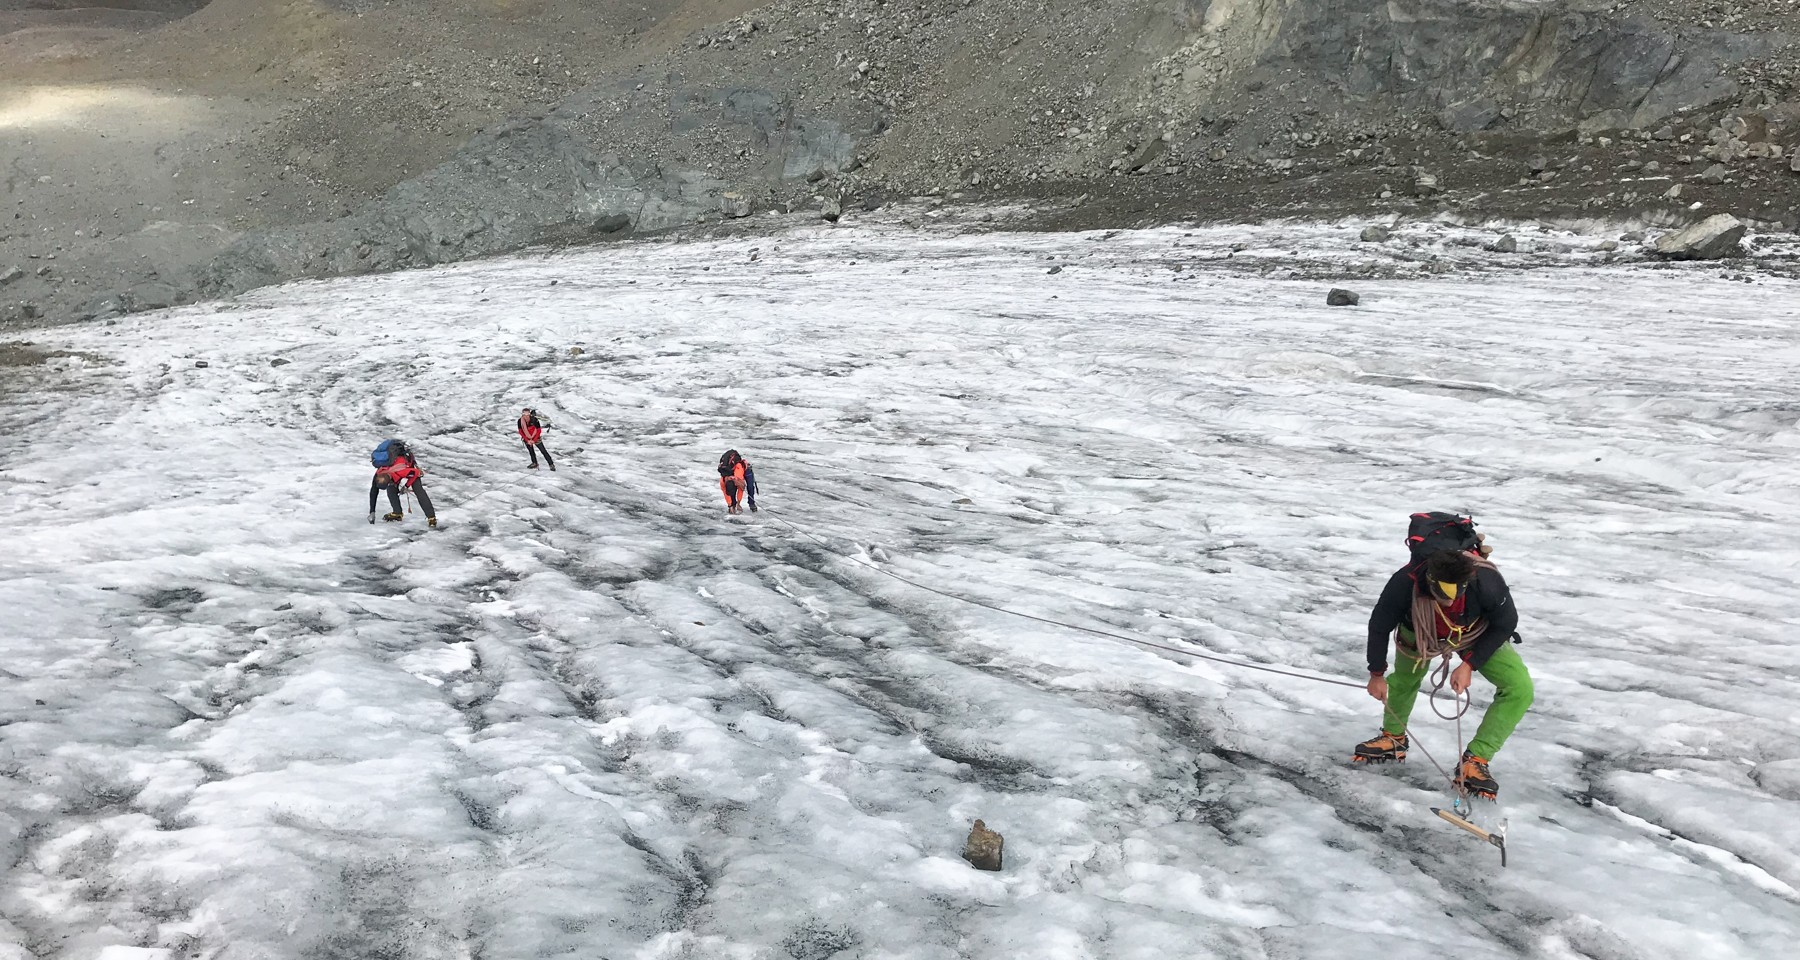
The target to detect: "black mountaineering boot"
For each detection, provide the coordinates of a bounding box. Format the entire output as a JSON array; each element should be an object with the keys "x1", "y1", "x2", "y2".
[
  {"x1": 383, "y1": 512, "x2": 403, "y2": 522},
  {"x1": 1353, "y1": 731, "x2": 1409, "y2": 764}
]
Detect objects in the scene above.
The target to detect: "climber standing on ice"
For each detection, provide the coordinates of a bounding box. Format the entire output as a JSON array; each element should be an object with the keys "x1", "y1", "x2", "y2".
[
  {"x1": 518, "y1": 407, "x2": 555, "y2": 470},
  {"x1": 1353, "y1": 514, "x2": 1531, "y2": 799}
]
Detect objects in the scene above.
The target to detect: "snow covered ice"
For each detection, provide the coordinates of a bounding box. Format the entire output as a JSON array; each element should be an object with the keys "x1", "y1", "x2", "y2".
[{"x1": 2, "y1": 219, "x2": 1798, "y2": 959}]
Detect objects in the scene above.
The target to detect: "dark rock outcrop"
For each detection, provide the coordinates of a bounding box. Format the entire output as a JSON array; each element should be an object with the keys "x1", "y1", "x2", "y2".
[{"x1": 1257, "y1": 1, "x2": 1774, "y2": 132}]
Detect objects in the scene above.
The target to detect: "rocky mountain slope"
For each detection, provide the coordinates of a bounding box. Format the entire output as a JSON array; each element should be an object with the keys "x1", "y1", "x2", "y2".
[{"x1": 3, "y1": 0, "x2": 1798, "y2": 326}]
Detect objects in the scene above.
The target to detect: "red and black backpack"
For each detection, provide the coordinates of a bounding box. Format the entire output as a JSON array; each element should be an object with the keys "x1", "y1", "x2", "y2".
[{"x1": 1405, "y1": 511, "x2": 1480, "y2": 562}]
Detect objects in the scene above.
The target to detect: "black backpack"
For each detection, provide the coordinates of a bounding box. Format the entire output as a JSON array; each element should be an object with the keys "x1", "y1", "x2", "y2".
[
  {"x1": 1405, "y1": 511, "x2": 1480, "y2": 561},
  {"x1": 718, "y1": 450, "x2": 740, "y2": 478}
]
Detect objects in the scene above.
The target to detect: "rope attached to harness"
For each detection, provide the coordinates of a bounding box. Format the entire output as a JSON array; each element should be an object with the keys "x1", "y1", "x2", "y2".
[
  {"x1": 756, "y1": 506, "x2": 1502, "y2": 858},
  {"x1": 765, "y1": 509, "x2": 1369, "y2": 689}
]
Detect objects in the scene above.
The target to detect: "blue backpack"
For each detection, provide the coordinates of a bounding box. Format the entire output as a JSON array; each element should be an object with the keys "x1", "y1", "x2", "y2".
[{"x1": 371, "y1": 439, "x2": 409, "y2": 469}]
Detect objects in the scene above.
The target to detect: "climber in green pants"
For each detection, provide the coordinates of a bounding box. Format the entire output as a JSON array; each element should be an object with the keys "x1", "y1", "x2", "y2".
[{"x1": 1353, "y1": 548, "x2": 1534, "y2": 798}]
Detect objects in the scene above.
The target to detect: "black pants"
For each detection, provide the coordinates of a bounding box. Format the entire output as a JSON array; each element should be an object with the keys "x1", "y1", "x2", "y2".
[
  {"x1": 370, "y1": 477, "x2": 436, "y2": 518},
  {"x1": 525, "y1": 440, "x2": 555, "y2": 469}
]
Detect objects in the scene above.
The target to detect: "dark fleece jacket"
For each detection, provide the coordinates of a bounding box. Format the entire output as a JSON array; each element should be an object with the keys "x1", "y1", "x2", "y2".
[{"x1": 1367, "y1": 563, "x2": 1518, "y2": 673}]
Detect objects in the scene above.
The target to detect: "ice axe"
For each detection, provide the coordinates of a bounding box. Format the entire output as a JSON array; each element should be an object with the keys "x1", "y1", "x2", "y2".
[{"x1": 1431, "y1": 806, "x2": 1507, "y2": 866}]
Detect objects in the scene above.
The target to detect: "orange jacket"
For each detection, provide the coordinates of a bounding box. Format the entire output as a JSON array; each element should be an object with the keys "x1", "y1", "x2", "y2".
[{"x1": 719, "y1": 461, "x2": 747, "y2": 502}]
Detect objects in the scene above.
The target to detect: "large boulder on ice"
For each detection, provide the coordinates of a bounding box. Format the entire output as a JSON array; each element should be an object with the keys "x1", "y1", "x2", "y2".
[{"x1": 1651, "y1": 214, "x2": 1747, "y2": 260}]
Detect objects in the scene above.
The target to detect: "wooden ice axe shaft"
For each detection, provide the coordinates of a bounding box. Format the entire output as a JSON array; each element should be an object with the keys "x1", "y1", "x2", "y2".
[{"x1": 1432, "y1": 807, "x2": 1507, "y2": 867}]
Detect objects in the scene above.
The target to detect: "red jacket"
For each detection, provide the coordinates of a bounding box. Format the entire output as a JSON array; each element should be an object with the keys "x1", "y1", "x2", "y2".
[
  {"x1": 378, "y1": 456, "x2": 423, "y2": 487},
  {"x1": 1423, "y1": 593, "x2": 1468, "y2": 641},
  {"x1": 518, "y1": 414, "x2": 543, "y2": 444}
]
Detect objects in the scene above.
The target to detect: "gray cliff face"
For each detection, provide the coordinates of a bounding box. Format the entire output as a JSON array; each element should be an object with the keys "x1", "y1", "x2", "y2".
[
  {"x1": 193, "y1": 87, "x2": 872, "y2": 306},
  {"x1": 1158, "y1": 0, "x2": 1773, "y2": 133},
  {"x1": 1270, "y1": 1, "x2": 1768, "y2": 130}
]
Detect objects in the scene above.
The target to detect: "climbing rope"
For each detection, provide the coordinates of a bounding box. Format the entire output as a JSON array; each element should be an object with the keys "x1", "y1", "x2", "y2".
[
  {"x1": 1401, "y1": 674, "x2": 1469, "y2": 804},
  {"x1": 1390, "y1": 629, "x2": 1477, "y2": 799},
  {"x1": 1426, "y1": 651, "x2": 1473, "y2": 721},
  {"x1": 1425, "y1": 629, "x2": 1477, "y2": 804},
  {"x1": 765, "y1": 507, "x2": 1481, "y2": 802},
  {"x1": 764, "y1": 509, "x2": 1365, "y2": 689}
]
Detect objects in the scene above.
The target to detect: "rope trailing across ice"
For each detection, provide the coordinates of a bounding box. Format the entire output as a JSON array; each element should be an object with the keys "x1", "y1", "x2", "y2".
[
  {"x1": 764, "y1": 510, "x2": 1366, "y2": 691},
  {"x1": 767, "y1": 509, "x2": 1480, "y2": 802}
]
